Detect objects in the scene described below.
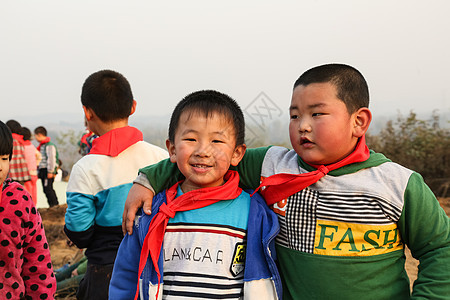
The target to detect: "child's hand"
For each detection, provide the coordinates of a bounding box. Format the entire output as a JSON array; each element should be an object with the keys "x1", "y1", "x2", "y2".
[
  {"x1": 122, "y1": 183, "x2": 154, "y2": 235},
  {"x1": 47, "y1": 173, "x2": 55, "y2": 179}
]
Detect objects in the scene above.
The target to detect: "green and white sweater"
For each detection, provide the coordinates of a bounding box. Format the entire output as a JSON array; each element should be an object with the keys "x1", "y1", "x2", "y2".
[{"x1": 139, "y1": 146, "x2": 450, "y2": 300}]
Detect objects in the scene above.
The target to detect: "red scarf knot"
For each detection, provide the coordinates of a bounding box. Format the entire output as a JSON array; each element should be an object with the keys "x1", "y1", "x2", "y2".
[
  {"x1": 318, "y1": 165, "x2": 329, "y2": 175},
  {"x1": 158, "y1": 203, "x2": 176, "y2": 218}
]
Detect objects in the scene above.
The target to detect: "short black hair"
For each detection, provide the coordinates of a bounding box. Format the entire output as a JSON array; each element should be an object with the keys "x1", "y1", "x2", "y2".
[
  {"x1": 22, "y1": 127, "x2": 32, "y2": 141},
  {"x1": 81, "y1": 70, "x2": 134, "y2": 122},
  {"x1": 6, "y1": 119, "x2": 22, "y2": 134},
  {"x1": 294, "y1": 63, "x2": 369, "y2": 113},
  {"x1": 0, "y1": 121, "x2": 13, "y2": 160},
  {"x1": 168, "y1": 90, "x2": 245, "y2": 146},
  {"x1": 34, "y1": 126, "x2": 47, "y2": 136}
]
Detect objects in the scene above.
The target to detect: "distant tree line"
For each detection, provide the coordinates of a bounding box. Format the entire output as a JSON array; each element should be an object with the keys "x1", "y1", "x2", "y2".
[{"x1": 367, "y1": 111, "x2": 449, "y2": 196}]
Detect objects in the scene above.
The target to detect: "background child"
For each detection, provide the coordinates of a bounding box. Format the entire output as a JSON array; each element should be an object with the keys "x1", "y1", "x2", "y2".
[
  {"x1": 110, "y1": 90, "x2": 281, "y2": 300},
  {"x1": 64, "y1": 69, "x2": 169, "y2": 300},
  {"x1": 123, "y1": 64, "x2": 450, "y2": 299},
  {"x1": 78, "y1": 119, "x2": 97, "y2": 156},
  {"x1": 5, "y1": 119, "x2": 31, "y2": 186},
  {"x1": 34, "y1": 126, "x2": 59, "y2": 207},
  {"x1": 0, "y1": 120, "x2": 56, "y2": 299},
  {"x1": 22, "y1": 126, "x2": 41, "y2": 205}
]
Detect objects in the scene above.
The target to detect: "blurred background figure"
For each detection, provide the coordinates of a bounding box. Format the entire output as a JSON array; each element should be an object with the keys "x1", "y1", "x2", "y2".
[
  {"x1": 6, "y1": 119, "x2": 31, "y2": 185},
  {"x1": 21, "y1": 126, "x2": 42, "y2": 205}
]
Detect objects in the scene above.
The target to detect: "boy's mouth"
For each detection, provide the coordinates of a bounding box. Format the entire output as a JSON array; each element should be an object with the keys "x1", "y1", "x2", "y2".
[
  {"x1": 300, "y1": 137, "x2": 313, "y2": 145},
  {"x1": 191, "y1": 163, "x2": 212, "y2": 169}
]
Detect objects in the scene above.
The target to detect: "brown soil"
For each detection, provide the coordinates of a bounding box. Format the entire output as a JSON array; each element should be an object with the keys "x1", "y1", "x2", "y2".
[
  {"x1": 39, "y1": 205, "x2": 80, "y2": 299},
  {"x1": 40, "y1": 198, "x2": 450, "y2": 299}
]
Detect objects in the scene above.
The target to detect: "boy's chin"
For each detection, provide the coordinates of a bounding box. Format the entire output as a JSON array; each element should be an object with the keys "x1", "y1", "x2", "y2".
[{"x1": 302, "y1": 156, "x2": 331, "y2": 166}]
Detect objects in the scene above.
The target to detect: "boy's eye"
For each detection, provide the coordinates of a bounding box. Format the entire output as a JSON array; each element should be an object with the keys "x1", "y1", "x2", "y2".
[
  {"x1": 212, "y1": 140, "x2": 224, "y2": 143},
  {"x1": 183, "y1": 138, "x2": 196, "y2": 142},
  {"x1": 290, "y1": 114, "x2": 298, "y2": 120},
  {"x1": 312, "y1": 113, "x2": 324, "y2": 117}
]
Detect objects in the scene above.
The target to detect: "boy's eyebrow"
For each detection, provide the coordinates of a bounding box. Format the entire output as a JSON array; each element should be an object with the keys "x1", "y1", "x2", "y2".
[
  {"x1": 180, "y1": 129, "x2": 227, "y2": 136},
  {"x1": 289, "y1": 103, "x2": 327, "y2": 111},
  {"x1": 180, "y1": 129, "x2": 198, "y2": 135}
]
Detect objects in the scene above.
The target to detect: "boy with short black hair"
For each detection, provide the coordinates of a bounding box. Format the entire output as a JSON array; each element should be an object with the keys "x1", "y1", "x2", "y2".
[
  {"x1": 110, "y1": 90, "x2": 281, "y2": 300},
  {"x1": 34, "y1": 125, "x2": 59, "y2": 207},
  {"x1": 64, "y1": 69, "x2": 168, "y2": 300},
  {"x1": 123, "y1": 64, "x2": 450, "y2": 299}
]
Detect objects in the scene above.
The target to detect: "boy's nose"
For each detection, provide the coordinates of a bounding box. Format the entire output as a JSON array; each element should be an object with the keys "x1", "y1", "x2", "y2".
[
  {"x1": 298, "y1": 119, "x2": 312, "y2": 133},
  {"x1": 194, "y1": 142, "x2": 211, "y2": 157}
]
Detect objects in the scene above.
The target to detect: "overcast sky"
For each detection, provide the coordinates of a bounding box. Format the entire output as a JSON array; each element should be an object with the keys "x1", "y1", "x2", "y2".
[{"x1": 2, "y1": 0, "x2": 450, "y2": 129}]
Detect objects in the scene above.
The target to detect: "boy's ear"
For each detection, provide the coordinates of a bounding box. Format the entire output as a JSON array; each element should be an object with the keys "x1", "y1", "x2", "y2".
[
  {"x1": 166, "y1": 139, "x2": 177, "y2": 163},
  {"x1": 129, "y1": 100, "x2": 137, "y2": 116},
  {"x1": 230, "y1": 144, "x2": 246, "y2": 167},
  {"x1": 82, "y1": 105, "x2": 95, "y2": 121},
  {"x1": 352, "y1": 108, "x2": 372, "y2": 138}
]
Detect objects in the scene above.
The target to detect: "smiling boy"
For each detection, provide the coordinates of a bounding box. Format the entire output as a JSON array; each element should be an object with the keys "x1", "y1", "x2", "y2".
[
  {"x1": 110, "y1": 90, "x2": 281, "y2": 300},
  {"x1": 122, "y1": 64, "x2": 450, "y2": 299}
]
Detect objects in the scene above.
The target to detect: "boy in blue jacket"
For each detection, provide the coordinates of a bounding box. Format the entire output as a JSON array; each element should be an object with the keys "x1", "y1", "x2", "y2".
[{"x1": 110, "y1": 90, "x2": 281, "y2": 300}]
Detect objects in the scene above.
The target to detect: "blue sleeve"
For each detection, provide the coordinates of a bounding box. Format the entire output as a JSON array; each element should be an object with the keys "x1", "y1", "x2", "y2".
[
  {"x1": 109, "y1": 213, "x2": 143, "y2": 299},
  {"x1": 244, "y1": 191, "x2": 282, "y2": 299},
  {"x1": 64, "y1": 192, "x2": 96, "y2": 248},
  {"x1": 110, "y1": 192, "x2": 168, "y2": 299},
  {"x1": 64, "y1": 162, "x2": 97, "y2": 247}
]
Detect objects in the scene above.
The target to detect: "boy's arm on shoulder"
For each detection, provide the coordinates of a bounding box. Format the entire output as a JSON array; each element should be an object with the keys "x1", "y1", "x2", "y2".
[
  {"x1": 139, "y1": 158, "x2": 183, "y2": 195},
  {"x1": 398, "y1": 172, "x2": 450, "y2": 299},
  {"x1": 123, "y1": 180, "x2": 155, "y2": 235},
  {"x1": 244, "y1": 191, "x2": 281, "y2": 299},
  {"x1": 231, "y1": 147, "x2": 271, "y2": 189},
  {"x1": 122, "y1": 146, "x2": 272, "y2": 234}
]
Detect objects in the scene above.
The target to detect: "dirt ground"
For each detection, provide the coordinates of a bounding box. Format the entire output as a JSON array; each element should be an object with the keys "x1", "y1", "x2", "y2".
[{"x1": 40, "y1": 198, "x2": 450, "y2": 299}]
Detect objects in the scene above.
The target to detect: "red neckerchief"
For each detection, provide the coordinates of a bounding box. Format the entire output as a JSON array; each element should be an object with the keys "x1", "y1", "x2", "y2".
[
  {"x1": 11, "y1": 133, "x2": 25, "y2": 145},
  {"x1": 22, "y1": 140, "x2": 31, "y2": 146},
  {"x1": 134, "y1": 170, "x2": 242, "y2": 300},
  {"x1": 37, "y1": 137, "x2": 51, "y2": 151},
  {"x1": 253, "y1": 136, "x2": 370, "y2": 205},
  {"x1": 89, "y1": 126, "x2": 143, "y2": 157}
]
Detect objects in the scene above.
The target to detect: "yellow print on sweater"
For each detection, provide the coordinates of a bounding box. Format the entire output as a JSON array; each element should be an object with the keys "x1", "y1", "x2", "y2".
[{"x1": 314, "y1": 220, "x2": 403, "y2": 256}]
